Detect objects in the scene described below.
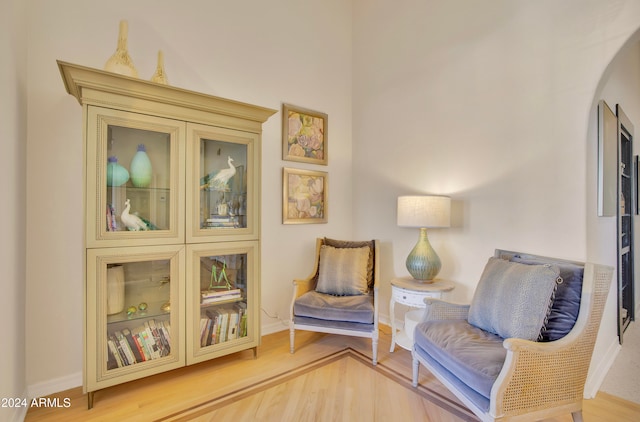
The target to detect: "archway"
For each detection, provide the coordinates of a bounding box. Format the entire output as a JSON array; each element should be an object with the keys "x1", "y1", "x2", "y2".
[{"x1": 586, "y1": 27, "x2": 640, "y2": 399}]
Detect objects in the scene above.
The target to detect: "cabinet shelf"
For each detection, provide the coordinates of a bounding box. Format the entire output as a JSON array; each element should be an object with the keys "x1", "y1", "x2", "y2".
[{"x1": 107, "y1": 300, "x2": 170, "y2": 324}]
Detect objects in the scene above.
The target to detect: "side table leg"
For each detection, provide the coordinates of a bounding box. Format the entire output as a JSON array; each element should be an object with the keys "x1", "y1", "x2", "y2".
[{"x1": 389, "y1": 296, "x2": 396, "y2": 352}]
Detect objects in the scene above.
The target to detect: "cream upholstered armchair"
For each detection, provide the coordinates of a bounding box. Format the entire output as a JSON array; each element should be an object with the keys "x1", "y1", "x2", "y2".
[
  {"x1": 412, "y1": 249, "x2": 613, "y2": 422},
  {"x1": 289, "y1": 238, "x2": 380, "y2": 364}
]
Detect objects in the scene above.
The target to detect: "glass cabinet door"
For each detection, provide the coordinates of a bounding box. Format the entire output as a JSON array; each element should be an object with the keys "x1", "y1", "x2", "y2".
[
  {"x1": 86, "y1": 245, "x2": 185, "y2": 391},
  {"x1": 186, "y1": 241, "x2": 259, "y2": 364},
  {"x1": 86, "y1": 106, "x2": 185, "y2": 247},
  {"x1": 186, "y1": 123, "x2": 260, "y2": 243}
]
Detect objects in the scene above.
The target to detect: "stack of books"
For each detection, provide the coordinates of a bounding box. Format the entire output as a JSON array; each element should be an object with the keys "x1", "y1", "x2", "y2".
[
  {"x1": 204, "y1": 216, "x2": 236, "y2": 228},
  {"x1": 106, "y1": 319, "x2": 171, "y2": 369},
  {"x1": 201, "y1": 288, "x2": 242, "y2": 305},
  {"x1": 199, "y1": 303, "x2": 248, "y2": 347}
]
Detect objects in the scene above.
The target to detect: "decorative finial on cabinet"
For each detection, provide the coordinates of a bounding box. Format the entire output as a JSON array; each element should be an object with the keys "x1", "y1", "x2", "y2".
[
  {"x1": 104, "y1": 20, "x2": 139, "y2": 78},
  {"x1": 150, "y1": 50, "x2": 169, "y2": 85}
]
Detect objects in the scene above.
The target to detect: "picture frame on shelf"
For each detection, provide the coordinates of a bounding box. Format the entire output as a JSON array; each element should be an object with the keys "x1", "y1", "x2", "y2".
[
  {"x1": 282, "y1": 104, "x2": 328, "y2": 165},
  {"x1": 283, "y1": 167, "x2": 327, "y2": 224}
]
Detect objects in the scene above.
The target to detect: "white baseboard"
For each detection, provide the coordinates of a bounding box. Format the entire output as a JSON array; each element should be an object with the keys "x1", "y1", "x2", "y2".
[
  {"x1": 26, "y1": 372, "x2": 82, "y2": 401},
  {"x1": 261, "y1": 319, "x2": 289, "y2": 336},
  {"x1": 380, "y1": 313, "x2": 403, "y2": 330},
  {"x1": 379, "y1": 314, "x2": 391, "y2": 327},
  {"x1": 11, "y1": 406, "x2": 28, "y2": 422},
  {"x1": 584, "y1": 339, "x2": 621, "y2": 399},
  {"x1": 8, "y1": 388, "x2": 28, "y2": 422}
]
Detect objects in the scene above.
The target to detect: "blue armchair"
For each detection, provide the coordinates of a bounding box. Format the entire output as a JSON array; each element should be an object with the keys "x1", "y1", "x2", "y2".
[
  {"x1": 412, "y1": 249, "x2": 613, "y2": 422},
  {"x1": 289, "y1": 238, "x2": 380, "y2": 365}
]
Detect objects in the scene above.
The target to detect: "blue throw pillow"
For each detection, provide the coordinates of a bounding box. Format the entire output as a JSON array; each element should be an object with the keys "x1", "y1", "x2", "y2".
[
  {"x1": 511, "y1": 256, "x2": 583, "y2": 341},
  {"x1": 468, "y1": 257, "x2": 560, "y2": 341}
]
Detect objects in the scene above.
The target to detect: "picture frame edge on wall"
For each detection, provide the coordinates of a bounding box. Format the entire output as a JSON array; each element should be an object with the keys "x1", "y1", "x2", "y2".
[
  {"x1": 282, "y1": 103, "x2": 328, "y2": 166},
  {"x1": 282, "y1": 167, "x2": 328, "y2": 225}
]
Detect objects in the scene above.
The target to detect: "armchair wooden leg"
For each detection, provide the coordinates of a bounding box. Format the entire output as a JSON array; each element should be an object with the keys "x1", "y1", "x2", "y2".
[
  {"x1": 372, "y1": 336, "x2": 378, "y2": 365},
  {"x1": 412, "y1": 355, "x2": 419, "y2": 387},
  {"x1": 571, "y1": 410, "x2": 584, "y2": 422},
  {"x1": 289, "y1": 326, "x2": 295, "y2": 354}
]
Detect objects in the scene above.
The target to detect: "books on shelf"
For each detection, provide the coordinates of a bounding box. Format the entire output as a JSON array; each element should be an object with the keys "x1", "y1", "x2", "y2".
[
  {"x1": 198, "y1": 303, "x2": 247, "y2": 348},
  {"x1": 106, "y1": 204, "x2": 117, "y2": 231},
  {"x1": 204, "y1": 216, "x2": 236, "y2": 228},
  {"x1": 106, "y1": 318, "x2": 172, "y2": 370},
  {"x1": 201, "y1": 288, "x2": 242, "y2": 304}
]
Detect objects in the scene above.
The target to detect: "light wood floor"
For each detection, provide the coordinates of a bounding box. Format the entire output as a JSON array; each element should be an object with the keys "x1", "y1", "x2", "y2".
[{"x1": 25, "y1": 325, "x2": 640, "y2": 421}]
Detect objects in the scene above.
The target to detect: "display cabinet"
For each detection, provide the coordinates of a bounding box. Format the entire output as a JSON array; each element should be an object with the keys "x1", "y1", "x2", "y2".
[
  {"x1": 598, "y1": 100, "x2": 636, "y2": 344},
  {"x1": 59, "y1": 61, "x2": 276, "y2": 408},
  {"x1": 616, "y1": 104, "x2": 635, "y2": 343}
]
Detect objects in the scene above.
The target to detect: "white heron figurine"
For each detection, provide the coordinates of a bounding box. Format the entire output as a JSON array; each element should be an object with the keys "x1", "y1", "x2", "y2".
[
  {"x1": 121, "y1": 199, "x2": 150, "y2": 231},
  {"x1": 208, "y1": 156, "x2": 236, "y2": 190}
]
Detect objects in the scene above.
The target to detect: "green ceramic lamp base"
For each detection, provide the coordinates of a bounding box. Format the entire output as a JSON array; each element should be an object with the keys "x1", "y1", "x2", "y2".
[{"x1": 406, "y1": 227, "x2": 441, "y2": 281}]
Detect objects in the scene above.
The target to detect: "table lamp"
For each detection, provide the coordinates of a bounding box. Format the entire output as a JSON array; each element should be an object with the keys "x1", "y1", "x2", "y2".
[{"x1": 397, "y1": 195, "x2": 451, "y2": 281}]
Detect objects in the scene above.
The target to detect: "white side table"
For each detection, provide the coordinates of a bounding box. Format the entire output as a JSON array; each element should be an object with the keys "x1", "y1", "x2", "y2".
[{"x1": 389, "y1": 277, "x2": 454, "y2": 352}]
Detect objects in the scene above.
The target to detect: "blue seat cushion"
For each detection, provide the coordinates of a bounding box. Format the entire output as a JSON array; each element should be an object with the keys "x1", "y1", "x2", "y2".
[
  {"x1": 414, "y1": 319, "x2": 506, "y2": 399},
  {"x1": 413, "y1": 343, "x2": 491, "y2": 412},
  {"x1": 292, "y1": 316, "x2": 375, "y2": 332},
  {"x1": 293, "y1": 290, "x2": 374, "y2": 324}
]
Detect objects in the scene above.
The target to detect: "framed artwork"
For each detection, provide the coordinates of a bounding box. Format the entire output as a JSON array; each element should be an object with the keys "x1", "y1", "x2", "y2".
[
  {"x1": 283, "y1": 167, "x2": 327, "y2": 224},
  {"x1": 597, "y1": 100, "x2": 617, "y2": 217},
  {"x1": 282, "y1": 104, "x2": 328, "y2": 165}
]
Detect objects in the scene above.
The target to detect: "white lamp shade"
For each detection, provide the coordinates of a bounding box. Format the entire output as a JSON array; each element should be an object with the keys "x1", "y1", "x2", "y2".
[{"x1": 397, "y1": 195, "x2": 451, "y2": 228}]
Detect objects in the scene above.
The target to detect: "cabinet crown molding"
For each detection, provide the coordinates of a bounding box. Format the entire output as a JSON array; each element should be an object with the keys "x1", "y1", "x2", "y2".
[{"x1": 58, "y1": 60, "x2": 276, "y2": 129}]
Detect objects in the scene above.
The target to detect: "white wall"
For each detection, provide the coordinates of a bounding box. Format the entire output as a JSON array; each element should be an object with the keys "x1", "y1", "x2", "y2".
[
  {"x1": 1, "y1": 0, "x2": 28, "y2": 420},
  {"x1": 352, "y1": 0, "x2": 640, "y2": 392},
  {"x1": 25, "y1": 0, "x2": 353, "y2": 394}
]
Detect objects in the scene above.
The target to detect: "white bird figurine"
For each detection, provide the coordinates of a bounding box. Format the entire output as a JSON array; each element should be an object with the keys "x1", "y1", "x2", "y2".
[
  {"x1": 121, "y1": 199, "x2": 149, "y2": 231},
  {"x1": 209, "y1": 156, "x2": 236, "y2": 190}
]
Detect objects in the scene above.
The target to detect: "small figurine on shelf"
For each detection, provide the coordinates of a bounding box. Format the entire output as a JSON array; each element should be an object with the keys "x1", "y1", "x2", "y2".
[
  {"x1": 121, "y1": 199, "x2": 156, "y2": 231},
  {"x1": 208, "y1": 156, "x2": 236, "y2": 191},
  {"x1": 208, "y1": 259, "x2": 232, "y2": 290},
  {"x1": 126, "y1": 305, "x2": 137, "y2": 318}
]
